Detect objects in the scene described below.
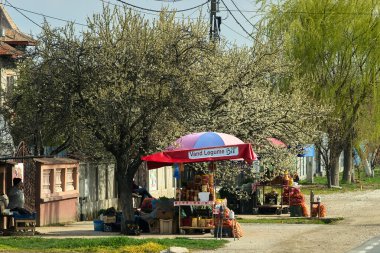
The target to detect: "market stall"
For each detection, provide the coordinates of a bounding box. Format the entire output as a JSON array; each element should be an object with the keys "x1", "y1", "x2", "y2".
[{"x1": 141, "y1": 132, "x2": 257, "y2": 236}]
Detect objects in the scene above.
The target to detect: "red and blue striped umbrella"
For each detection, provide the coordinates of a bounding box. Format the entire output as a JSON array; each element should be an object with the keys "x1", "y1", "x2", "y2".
[{"x1": 166, "y1": 132, "x2": 244, "y2": 151}]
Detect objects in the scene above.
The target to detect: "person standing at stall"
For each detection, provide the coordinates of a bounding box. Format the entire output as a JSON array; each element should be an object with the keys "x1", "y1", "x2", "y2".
[
  {"x1": 132, "y1": 180, "x2": 153, "y2": 207},
  {"x1": 293, "y1": 172, "x2": 300, "y2": 184}
]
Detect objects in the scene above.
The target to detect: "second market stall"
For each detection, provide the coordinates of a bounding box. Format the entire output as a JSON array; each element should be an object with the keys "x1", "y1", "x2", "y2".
[{"x1": 141, "y1": 132, "x2": 257, "y2": 236}]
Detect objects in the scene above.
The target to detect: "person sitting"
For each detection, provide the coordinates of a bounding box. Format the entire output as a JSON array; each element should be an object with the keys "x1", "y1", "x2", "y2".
[
  {"x1": 7, "y1": 178, "x2": 25, "y2": 210},
  {"x1": 132, "y1": 180, "x2": 153, "y2": 207}
]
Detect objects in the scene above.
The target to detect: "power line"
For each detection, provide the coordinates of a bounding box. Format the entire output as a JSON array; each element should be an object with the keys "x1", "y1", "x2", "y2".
[
  {"x1": 223, "y1": 22, "x2": 249, "y2": 40},
  {"x1": 228, "y1": 0, "x2": 255, "y2": 27},
  {"x1": 219, "y1": 8, "x2": 378, "y2": 16},
  {"x1": 114, "y1": 0, "x2": 209, "y2": 13},
  {"x1": 220, "y1": 0, "x2": 254, "y2": 41},
  {"x1": 101, "y1": 0, "x2": 207, "y2": 20},
  {"x1": 4, "y1": 0, "x2": 43, "y2": 29},
  {"x1": 3, "y1": 2, "x2": 87, "y2": 27},
  {"x1": 100, "y1": 0, "x2": 160, "y2": 17},
  {"x1": 152, "y1": 0, "x2": 187, "y2": 2}
]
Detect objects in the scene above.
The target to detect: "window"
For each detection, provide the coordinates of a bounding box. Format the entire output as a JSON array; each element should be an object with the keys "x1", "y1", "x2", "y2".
[
  {"x1": 66, "y1": 168, "x2": 77, "y2": 191},
  {"x1": 42, "y1": 169, "x2": 53, "y2": 197},
  {"x1": 6, "y1": 76, "x2": 15, "y2": 95},
  {"x1": 149, "y1": 169, "x2": 158, "y2": 191}
]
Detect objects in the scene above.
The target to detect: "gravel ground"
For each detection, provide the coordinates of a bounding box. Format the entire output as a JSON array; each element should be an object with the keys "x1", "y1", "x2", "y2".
[{"x1": 198, "y1": 189, "x2": 380, "y2": 253}]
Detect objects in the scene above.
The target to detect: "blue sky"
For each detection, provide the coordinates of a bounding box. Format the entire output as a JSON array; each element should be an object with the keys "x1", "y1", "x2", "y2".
[{"x1": 3, "y1": 0, "x2": 261, "y2": 46}]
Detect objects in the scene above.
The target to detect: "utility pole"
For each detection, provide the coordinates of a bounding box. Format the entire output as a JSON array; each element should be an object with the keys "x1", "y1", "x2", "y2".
[{"x1": 209, "y1": 0, "x2": 221, "y2": 41}]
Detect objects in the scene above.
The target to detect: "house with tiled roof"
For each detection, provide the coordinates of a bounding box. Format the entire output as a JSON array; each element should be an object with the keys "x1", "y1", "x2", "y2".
[{"x1": 0, "y1": 3, "x2": 35, "y2": 103}]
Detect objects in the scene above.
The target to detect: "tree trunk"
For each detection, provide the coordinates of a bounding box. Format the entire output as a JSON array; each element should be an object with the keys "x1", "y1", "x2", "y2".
[
  {"x1": 115, "y1": 155, "x2": 140, "y2": 234},
  {"x1": 326, "y1": 167, "x2": 332, "y2": 188},
  {"x1": 342, "y1": 136, "x2": 353, "y2": 183},
  {"x1": 329, "y1": 148, "x2": 341, "y2": 186},
  {"x1": 315, "y1": 147, "x2": 321, "y2": 176}
]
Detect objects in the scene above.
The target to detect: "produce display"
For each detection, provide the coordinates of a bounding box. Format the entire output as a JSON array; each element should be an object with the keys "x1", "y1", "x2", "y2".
[
  {"x1": 284, "y1": 187, "x2": 309, "y2": 217},
  {"x1": 176, "y1": 174, "x2": 214, "y2": 201},
  {"x1": 177, "y1": 173, "x2": 215, "y2": 230},
  {"x1": 311, "y1": 203, "x2": 327, "y2": 217}
]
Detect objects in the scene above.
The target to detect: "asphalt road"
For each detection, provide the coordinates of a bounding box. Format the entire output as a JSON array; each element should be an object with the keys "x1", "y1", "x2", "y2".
[{"x1": 347, "y1": 236, "x2": 380, "y2": 253}]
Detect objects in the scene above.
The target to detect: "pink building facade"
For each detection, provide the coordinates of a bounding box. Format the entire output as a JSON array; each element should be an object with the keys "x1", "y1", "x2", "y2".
[{"x1": 34, "y1": 158, "x2": 79, "y2": 226}]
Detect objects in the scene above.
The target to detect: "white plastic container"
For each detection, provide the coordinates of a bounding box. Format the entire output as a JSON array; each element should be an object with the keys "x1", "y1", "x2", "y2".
[
  {"x1": 229, "y1": 210, "x2": 235, "y2": 219},
  {"x1": 198, "y1": 192, "x2": 210, "y2": 202}
]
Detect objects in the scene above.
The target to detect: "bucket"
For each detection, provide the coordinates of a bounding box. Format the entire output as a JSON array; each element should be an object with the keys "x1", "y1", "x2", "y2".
[
  {"x1": 198, "y1": 192, "x2": 210, "y2": 202},
  {"x1": 93, "y1": 219, "x2": 104, "y2": 231}
]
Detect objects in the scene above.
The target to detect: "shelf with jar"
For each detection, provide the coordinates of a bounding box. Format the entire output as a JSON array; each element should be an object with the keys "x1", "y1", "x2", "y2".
[{"x1": 176, "y1": 173, "x2": 216, "y2": 232}]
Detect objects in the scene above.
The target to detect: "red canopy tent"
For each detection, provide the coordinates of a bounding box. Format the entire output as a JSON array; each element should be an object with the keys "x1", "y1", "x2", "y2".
[{"x1": 141, "y1": 143, "x2": 257, "y2": 169}]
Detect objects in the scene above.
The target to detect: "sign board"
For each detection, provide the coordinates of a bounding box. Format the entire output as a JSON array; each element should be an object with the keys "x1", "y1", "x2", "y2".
[{"x1": 188, "y1": 146, "x2": 239, "y2": 160}]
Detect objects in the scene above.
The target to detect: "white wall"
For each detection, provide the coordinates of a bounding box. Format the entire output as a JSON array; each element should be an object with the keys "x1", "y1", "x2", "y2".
[
  {"x1": 78, "y1": 162, "x2": 118, "y2": 220},
  {"x1": 148, "y1": 166, "x2": 175, "y2": 199}
]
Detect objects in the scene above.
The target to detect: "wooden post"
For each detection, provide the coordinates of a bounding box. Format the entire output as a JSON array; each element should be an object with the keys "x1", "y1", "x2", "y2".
[{"x1": 310, "y1": 190, "x2": 314, "y2": 218}]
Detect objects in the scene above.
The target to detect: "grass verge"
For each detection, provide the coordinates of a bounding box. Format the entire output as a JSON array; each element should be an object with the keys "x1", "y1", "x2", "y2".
[
  {"x1": 0, "y1": 237, "x2": 228, "y2": 253},
  {"x1": 237, "y1": 217, "x2": 343, "y2": 225},
  {"x1": 299, "y1": 169, "x2": 380, "y2": 195}
]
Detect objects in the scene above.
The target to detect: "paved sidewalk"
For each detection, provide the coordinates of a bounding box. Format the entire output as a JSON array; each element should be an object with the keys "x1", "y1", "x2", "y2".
[
  {"x1": 35, "y1": 213, "x2": 297, "y2": 238},
  {"x1": 36, "y1": 221, "x2": 215, "y2": 239}
]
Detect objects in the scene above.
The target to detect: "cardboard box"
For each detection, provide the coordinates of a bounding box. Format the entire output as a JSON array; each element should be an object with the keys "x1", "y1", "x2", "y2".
[
  {"x1": 159, "y1": 219, "x2": 173, "y2": 234},
  {"x1": 103, "y1": 216, "x2": 116, "y2": 223},
  {"x1": 156, "y1": 209, "x2": 174, "y2": 219}
]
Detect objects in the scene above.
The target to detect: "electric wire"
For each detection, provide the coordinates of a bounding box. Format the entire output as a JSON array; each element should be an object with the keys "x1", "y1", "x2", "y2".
[
  {"x1": 101, "y1": 0, "x2": 207, "y2": 20},
  {"x1": 223, "y1": 22, "x2": 249, "y2": 40},
  {"x1": 228, "y1": 0, "x2": 255, "y2": 27},
  {"x1": 4, "y1": 0, "x2": 43, "y2": 28},
  {"x1": 151, "y1": 0, "x2": 186, "y2": 2},
  {"x1": 3, "y1": 1, "x2": 87, "y2": 27},
  {"x1": 220, "y1": 0, "x2": 254, "y2": 41},
  {"x1": 219, "y1": 8, "x2": 377, "y2": 16},
  {"x1": 114, "y1": 0, "x2": 209, "y2": 13},
  {"x1": 100, "y1": 0, "x2": 160, "y2": 17}
]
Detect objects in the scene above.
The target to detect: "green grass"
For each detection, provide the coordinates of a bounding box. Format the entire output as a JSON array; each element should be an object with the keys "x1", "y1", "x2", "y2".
[
  {"x1": 298, "y1": 168, "x2": 380, "y2": 195},
  {"x1": 0, "y1": 237, "x2": 228, "y2": 253},
  {"x1": 237, "y1": 217, "x2": 343, "y2": 225}
]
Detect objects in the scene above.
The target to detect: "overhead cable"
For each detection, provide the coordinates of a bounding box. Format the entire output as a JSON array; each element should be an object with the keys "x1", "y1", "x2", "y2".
[
  {"x1": 220, "y1": 0, "x2": 254, "y2": 41},
  {"x1": 229, "y1": 0, "x2": 255, "y2": 27},
  {"x1": 3, "y1": 1, "x2": 87, "y2": 27},
  {"x1": 100, "y1": 0, "x2": 160, "y2": 17},
  {"x1": 114, "y1": 0, "x2": 210, "y2": 13},
  {"x1": 101, "y1": 0, "x2": 207, "y2": 20},
  {"x1": 4, "y1": 0, "x2": 43, "y2": 28},
  {"x1": 223, "y1": 22, "x2": 249, "y2": 40}
]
